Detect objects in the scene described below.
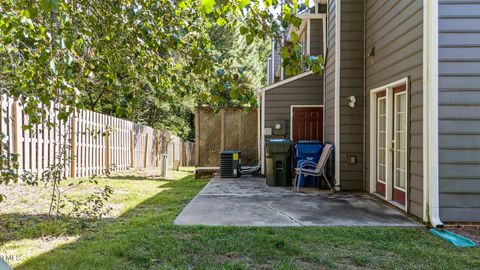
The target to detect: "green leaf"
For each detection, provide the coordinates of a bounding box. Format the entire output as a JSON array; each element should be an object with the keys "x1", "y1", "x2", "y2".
[
  {"x1": 312, "y1": 63, "x2": 322, "y2": 74},
  {"x1": 216, "y1": 18, "x2": 226, "y2": 26},
  {"x1": 238, "y1": 0, "x2": 250, "y2": 9},
  {"x1": 201, "y1": 0, "x2": 216, "y2": 14},
  {"x1": 239, "y1": 26, "x2": 248, "y2": 35},
  {"x1": 57, "y1": 111, "x2": 69, "y2": 121},
  {"x1": 178, "y1": 1, "x2": 187, "y2": 10},
  {"x1": 245, "y1": 34, "x2": 254, "y2": 45},
  {"x1": 280, "y1": 47, "x2": 289, "y2": 58},
  {"x1": 291, "y1": 32, "x2": 300, "y2": 43},
  {"x1": 40, "y1": 0, "x2": 59, "y2": 12},
  {"x1": 199, "y1": 92, "x2": 209, "y2": 102},
  {"x1": 230, "y1": 88, "x2": 240, "y2": 99}
]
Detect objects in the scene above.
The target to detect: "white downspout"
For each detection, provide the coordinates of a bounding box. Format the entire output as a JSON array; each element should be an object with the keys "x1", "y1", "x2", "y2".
[{"x1": 424, "y1": 0, "x2": 443, "y2": 228}]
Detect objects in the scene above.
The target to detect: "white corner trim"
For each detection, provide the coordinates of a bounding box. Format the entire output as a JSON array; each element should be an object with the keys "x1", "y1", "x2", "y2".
[
  {"x1": 423, "y1": 0, "x2": 442, "y2": 227},
  {"x1": 289, "y1": 105, "x2": 324, "y2": 141},
  {"x1": 334, "y1": 0, "x2": 341, "y2": 191},
  {"x1": 288, "y1": 14, "x2": 326, "y2": 42},
  {"x1": 261, "y1": 71, "x2": 313, "y2": 92},
  {"x1": 297, "y1": 13, "x2": 327, "y2": 19}
]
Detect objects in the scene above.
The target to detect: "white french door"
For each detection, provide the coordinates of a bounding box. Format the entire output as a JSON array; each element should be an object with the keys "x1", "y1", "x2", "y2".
[
  {"x1": 372, "y1": 83, "x2": 408, "y2": 207},
  {"x1": 376, "y1": 92, "x2": 387, "y2": 196},
  {"x1": 393, "y1": 88, "x2": 407, "y2": 205}
]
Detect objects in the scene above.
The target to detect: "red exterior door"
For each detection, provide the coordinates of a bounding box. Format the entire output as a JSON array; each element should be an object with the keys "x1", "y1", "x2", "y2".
[{"x1": 292, "y1": 107, "x2": 323, "y2": 143}]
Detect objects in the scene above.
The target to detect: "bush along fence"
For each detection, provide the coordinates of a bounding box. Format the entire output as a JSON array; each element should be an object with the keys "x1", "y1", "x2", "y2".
[{"x1": 0, "y1": 96, "x2": 194, "y2": 180}]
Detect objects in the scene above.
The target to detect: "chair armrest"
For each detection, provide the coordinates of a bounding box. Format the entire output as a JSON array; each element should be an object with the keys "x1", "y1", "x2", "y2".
[
  {"x1": 295, "y1": 163, "x2": 317, "y2": 171},
  {"x1": 297, "y1": 160, "x2": 316, "y2": 168}
]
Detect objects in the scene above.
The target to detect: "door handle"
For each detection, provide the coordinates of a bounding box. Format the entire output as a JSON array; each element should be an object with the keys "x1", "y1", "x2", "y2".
[{"x1": 391, "y1": 140, "x2": 396, "y2": 152}]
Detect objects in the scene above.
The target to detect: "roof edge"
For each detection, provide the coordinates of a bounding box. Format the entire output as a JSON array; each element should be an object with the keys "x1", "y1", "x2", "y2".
[{"x1": 259, "y1": 71, "x2": 314, "y2": 93}]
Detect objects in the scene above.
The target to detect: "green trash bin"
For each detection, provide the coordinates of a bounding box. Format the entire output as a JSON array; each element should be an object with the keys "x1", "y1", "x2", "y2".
[{"x1": 265, "y1": 139, "x2": 292, "y2": 186}]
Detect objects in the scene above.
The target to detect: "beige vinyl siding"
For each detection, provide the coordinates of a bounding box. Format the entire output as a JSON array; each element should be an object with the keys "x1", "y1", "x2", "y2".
[
  {"x1": 438, "y1": 0, "x2": 480, "y2": 222},
  {"x1": 365, "y1": 0, "x2": 424, "y2": 219},
  {"x1": 339, "y1": 0, "x2": 365, "y2": 191}
]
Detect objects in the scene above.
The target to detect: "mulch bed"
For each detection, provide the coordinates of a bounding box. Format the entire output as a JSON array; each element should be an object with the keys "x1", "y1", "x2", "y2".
[{"x1": 447, "y1": 226, "x2": 480, "y2": 245}]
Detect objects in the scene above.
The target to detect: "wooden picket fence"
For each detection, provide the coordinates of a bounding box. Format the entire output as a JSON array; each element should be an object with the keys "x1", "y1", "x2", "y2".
[{"x1": 0, "y1": 96, "x2": 194, "y2": 179}]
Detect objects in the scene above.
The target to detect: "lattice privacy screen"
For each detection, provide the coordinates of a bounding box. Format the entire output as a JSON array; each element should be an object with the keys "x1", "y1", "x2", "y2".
[{"x1": 195, "y1": 108, "x2": 258, "y2": 167}]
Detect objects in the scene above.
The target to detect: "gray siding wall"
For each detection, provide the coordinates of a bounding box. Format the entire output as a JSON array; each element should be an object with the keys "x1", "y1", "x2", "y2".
[
  {"x1": 339, "y1": 0, "x2": 365, "y2": 190},
  {"x1": 310, "y1": 19, "x2": 324, "y2": 56},
  {"x1": 438, "y1": 0, "x2": 480, "y2": 222},
  {"x1": 365, "y1": 0, "x2": 424, "y2": 218},
  {"x1": 324, "y1": 0, "x2": 336, "y2": 145},
  {"x1": 264, "y1": 74, "x2": 324, "y2": 139}
]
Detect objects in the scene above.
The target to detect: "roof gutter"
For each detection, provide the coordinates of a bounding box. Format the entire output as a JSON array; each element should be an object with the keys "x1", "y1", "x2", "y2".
[{"x1": 423, "y1": 0, "x2": 443, "y2": 228}]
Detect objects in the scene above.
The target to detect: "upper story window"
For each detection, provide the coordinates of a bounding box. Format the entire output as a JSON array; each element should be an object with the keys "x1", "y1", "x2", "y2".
[
  {"x1": 269, "y1": 3, "x2": 327, "y2": 83},
  {"x1": 289, "y1": 14, "x2": 326, "y2": 57}
]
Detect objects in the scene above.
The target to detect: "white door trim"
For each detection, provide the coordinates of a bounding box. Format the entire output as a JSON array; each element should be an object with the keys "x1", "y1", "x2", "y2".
[
  {"x1": 369, "y1": 78, "x2": 409, "y2": 212},
  {"x1": 290, "y1": 105, "x2": 324, "y2": 141}
]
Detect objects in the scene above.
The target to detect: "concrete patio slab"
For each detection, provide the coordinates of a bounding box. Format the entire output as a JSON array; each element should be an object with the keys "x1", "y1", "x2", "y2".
[{"x1": 174, "y1": 176, "x2": 420, "y2": 227}]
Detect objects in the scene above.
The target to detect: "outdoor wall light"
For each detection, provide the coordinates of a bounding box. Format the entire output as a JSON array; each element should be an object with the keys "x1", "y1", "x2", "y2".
[
  {"x1": 275, "y1": 123, "x2": 282, "y2": 130},
  {"x1": 368, "y1": 46, "x2": 375, "y2": 57},
  {"x1": 347, "y1": 96, "x2": 356, "y2": 108}
]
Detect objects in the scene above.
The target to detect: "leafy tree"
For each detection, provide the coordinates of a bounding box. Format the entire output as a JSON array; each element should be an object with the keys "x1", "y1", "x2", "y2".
[{"x1": 0, "y1": 0, "x2": 324, "y2": 187}]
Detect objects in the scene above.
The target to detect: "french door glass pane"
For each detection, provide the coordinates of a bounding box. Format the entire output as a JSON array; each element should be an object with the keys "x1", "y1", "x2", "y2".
[
  {"x1": 377, "y1": 97, "x2": 387, "y2": 183},
  {"x1": 396, "y1": 169, "x2": 406, "y2": 189},
  {"x1": 394, "y1": 93, "x2": 407, "y2": 190},
  {"x1": 379, "y1": 165, "x2": 386, "y2": 181}
]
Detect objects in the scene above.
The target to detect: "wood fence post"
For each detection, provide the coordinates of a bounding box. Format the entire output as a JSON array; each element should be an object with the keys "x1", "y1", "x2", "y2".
[
  {"x1": 195, "y1": 108, "x2": 200, "y2": 166},
  {"x1": 220, "y1": 108, "x2": 225, "y2": 151},
  {"x1": 12, "y1": 101, "x2": 23, "y2": 173},
  {"x1": 180, "y1": 140, "x2": 185, "y2": 166},
  {"x1": 70, "y1": 112, "x2": 76, "y2": 178},
  {"x1": 105, "y1": 125, "x2": 110, "y2": 174},
  {"x1": 144, "y1": 133, "x2": 149, "y2": 168},
  {"x1": 155, "y1": 133, "x2": 159, "y2": 167},
  {"x1": 130, "y1": 129, "x2": 134, "y2": 168}
]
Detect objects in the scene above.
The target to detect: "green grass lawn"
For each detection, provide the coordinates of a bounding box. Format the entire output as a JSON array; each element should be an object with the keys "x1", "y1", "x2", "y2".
[{"x1": 1, "y1": 168, "x2": 479, "y2": 269}]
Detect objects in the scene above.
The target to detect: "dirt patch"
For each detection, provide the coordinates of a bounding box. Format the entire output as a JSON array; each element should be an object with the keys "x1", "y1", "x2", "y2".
[
  {"x1": 447, "y1": 226, "x2": 480, "y2": 245},
  {"x1": 213, "y1": 253, "x2": 251, "y2": 267}
]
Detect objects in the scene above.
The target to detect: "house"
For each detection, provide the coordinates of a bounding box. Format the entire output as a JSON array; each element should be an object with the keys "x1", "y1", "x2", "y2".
[
  {"x1": 260, "y1": 3, "x2": 326, "y2": 152},
  {"x1": 258, "y1": 0, "x2": 480, "y2": 226}
]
